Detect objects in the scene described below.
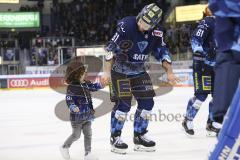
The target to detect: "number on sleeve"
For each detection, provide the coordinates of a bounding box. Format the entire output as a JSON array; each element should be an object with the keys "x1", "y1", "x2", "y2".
[{"x1": 111, "y1": 33, "x2": 119, "y2": 42}]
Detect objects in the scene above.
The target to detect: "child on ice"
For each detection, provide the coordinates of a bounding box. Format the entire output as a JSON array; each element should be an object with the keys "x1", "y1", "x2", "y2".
[{"x1": 60, "y1": 57, "x2": 105, "y2": 160}]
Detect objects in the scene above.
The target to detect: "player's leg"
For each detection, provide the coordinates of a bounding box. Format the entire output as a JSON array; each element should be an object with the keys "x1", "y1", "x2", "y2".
[
  {"x1": 110, "y1": 99, "x2": 131, "y2": 154},
  {"x1": 110, "y1": 70, "x2": 131, "y2": 154},
  {"x1": 206, "y1": 99, "x2": 222, "y2": 136},
  {"x1": 130, "y1": 72, "x2": 156, "y2": 152},
  {"x1": 206, "y1": 69, "x2": 221, "y2": 136},
  {"x1": 183, "y1": 60, "x2": 214, "y2": 136},
  {"x1": 207, "y1": 99, "x2": 214, "y2": 124},
  {"x1": 183, "y1": 93, "x2": 208, "y2": 135},
  {"x1": 133, "y1": 98, "x2": 156, "y2": 152},
  {"x1": 212, "y1": 52, "x2": 240, "y2": 124},
  {"x1": 60, "y1": 121, "x2": 83, "y2": 159},
  {"x1": 183, "y1": 60, "x2": 207, "y2": 135}
]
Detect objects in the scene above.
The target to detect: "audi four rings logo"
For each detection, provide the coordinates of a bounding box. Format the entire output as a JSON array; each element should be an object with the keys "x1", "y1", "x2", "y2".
[{"x1": 10, "y1": 79, "x2": 29, "y2": 87}]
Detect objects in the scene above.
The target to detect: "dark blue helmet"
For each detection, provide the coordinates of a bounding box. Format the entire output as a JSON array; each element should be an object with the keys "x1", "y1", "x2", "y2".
[{"x1": 137, "y1": 3, "x2": 163, "y2": 30}]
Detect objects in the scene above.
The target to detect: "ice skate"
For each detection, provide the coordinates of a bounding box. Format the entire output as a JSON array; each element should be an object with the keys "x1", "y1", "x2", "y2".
[
  {"x1": 59, "y1": 146, "x2": 70, "y2": 160},
  {"x1": 110, "y1": 135, "x2": 128, "y2": 154},
  {"x1": 133, "y1": 132, "x2": 156, "y2": 152},
  {"x1": 182, "y1": 118, "x2": 194, "y2": 136},
  {"x1": 206, "y1": 122, "x2": 222, "y2": 137}
]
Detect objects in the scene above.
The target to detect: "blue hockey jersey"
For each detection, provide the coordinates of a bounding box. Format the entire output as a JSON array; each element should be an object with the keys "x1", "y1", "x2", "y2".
[
  {"x1": 106, "y1": 16, "x2": 171, "y2": 75},
  {"x1": 191, "y1": 16, "x2": 216, "y2": 66},
  {"x1": 66, "y1": 81, "x2": 102, "y2": 121},
  {"x1": 209, "y1": 0, "x2": 240, "y2": 53}
]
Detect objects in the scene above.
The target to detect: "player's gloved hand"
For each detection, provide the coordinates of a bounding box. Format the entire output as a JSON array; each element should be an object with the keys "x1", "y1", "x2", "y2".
[
  {"x1": 167, "y1": 72, "x2": 181, "y2": 86},
  {"x1": 101, "y1": 72, "x2": 111, "y2": 86}
]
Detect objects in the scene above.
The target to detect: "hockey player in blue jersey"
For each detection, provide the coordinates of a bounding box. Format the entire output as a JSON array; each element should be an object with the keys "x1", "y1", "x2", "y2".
[
  {"x1": 182, "y1": 6, "x2": 221, "y2": 136},
  {"x1": 208, "y1": 0, "x2": 240, "y2": 159},
  {"x1": 209, "y1": 0, "x2": 240, "y2": 125},
  {"x1": 102, "y1": 3, "x2": 180, "y2": 154}
]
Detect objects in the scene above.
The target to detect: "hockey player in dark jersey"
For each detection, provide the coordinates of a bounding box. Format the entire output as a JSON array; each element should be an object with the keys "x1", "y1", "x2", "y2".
[
  {"x1": 208, "y1": 0, "x2": 240, "y2": 159},
  {"x1": 182, "y1": 6, "x2": 221, "y2": 137},
  {"x1": 209, "y1": 0, "x2": 240, "y2": 124},
  {"x1": 102, "y1": 3, "x2": 180, "y2": 154}
]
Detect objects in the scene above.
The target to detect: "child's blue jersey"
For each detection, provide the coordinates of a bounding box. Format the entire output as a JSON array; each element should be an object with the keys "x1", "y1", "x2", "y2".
[
  {"x1": 106, "y1": 16, "x2": 171, "y2": 75},
  {"x1": 209, "y1": 0, "x2": 240, "y2": 53},
  {"x1": 191, "y1": 16, "x2": 217, "y2": 66},
  {"x1": 66, "y1": 81, "x2": 102, "y2": 121}
]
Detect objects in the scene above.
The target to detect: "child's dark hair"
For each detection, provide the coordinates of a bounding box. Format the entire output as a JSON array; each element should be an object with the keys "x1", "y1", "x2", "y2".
[{"x1": 65, "y1": 57, "x2": 86, "y2": 84}]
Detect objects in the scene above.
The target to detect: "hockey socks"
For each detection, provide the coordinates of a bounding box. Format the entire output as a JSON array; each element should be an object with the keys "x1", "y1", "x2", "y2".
[
  {"x1": 134, "y1": 109, "x2": 151, "y2": 134},
  {"x1": 186, "y1": 97, "x2": 202, "y2": 121},
  {"x1": 111, "y1": 110, "x2": 127, "y2": 134},
  {"x1": 134, "y1": 109, "x2": 155, "y2": 152},
  {"x1": 110, "y1": 110, "x2": 128, "y2": 154}
]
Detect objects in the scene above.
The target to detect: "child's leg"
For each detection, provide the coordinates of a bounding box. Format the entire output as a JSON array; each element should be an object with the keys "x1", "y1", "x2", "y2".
[
  {"x1": 82, "y1": 121, "x2": 92, "y2": 155},
  {"x1": 63, "y1": 121, "x2": 82, "y2": 148}
]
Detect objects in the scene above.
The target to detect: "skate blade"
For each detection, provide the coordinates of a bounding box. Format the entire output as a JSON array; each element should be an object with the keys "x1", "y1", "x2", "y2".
[
  {"x1": 183, "y1": 131, "x2": 195, "y2": 138},
  {"x1": 181, "y1": 127, "x2": 194, "y2": 138},
  {"x1": 206, "y1": 131, "x2": 217, "y2": 137},
  {"x1": 134, "y1": 145, "x2": 156, "y2": 152},
  {"x1": 111, "y1": 146, "x2": 127, "y2": 155}
]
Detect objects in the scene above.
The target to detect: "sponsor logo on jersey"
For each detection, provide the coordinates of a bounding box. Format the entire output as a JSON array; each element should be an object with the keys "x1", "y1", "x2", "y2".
[
  {"x1": 133, "y1": 54, "x2": 148, "y2": 61},
  {"x1": 152, "y1": 30, "x2": 163, "y2": 37},
  {"x1": 137, "y1": 41, "x2": 148, "y2": 53}
]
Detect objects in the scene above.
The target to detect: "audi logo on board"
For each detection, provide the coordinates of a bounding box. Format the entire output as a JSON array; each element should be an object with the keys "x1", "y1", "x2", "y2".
[{"x1": 9, "y1": 79, "x2": 29, "y2": 87}]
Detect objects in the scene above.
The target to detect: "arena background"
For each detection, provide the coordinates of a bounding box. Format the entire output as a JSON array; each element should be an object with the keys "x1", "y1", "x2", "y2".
[{"x1": 0, "y1": 1, "x2": 219, "y2": 160}]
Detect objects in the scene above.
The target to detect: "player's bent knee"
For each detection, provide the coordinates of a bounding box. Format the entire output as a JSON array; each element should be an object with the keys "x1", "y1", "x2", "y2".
[
  {"x1": 192, "y1": 94, "x2": 208, "y2": 109},
  {"x1": 114, "y1": 99, "x2": 132, "y2": 112},
  {"x1": 140, "y1": 109, "x2": 152, "y2": 120},
  {"x1": 115, "y1": 110, "x2": 128, "y2": 122},
  {"x1": 195, "y1": 93, "x2": 208, "y2": 101}
]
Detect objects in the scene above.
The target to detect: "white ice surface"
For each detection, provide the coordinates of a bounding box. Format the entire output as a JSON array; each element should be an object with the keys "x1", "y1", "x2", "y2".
[{"x1": 0, "y1": 87, "x2": 217, "y2": 160}]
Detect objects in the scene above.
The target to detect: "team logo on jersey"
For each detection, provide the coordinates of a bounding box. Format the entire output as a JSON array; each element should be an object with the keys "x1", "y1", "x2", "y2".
[
  {"x1": 118, "y1": 22, "x2": 125, "y2": 32},
  {"x1": 137, "y1": 41, "x2": 148, "y2": 53},
  {"x1": 119, "y1": 40, "x2": 133, "y2": 52},
  {"x1": 152, "y1": 30, "x2": 163, "y2": 37}
]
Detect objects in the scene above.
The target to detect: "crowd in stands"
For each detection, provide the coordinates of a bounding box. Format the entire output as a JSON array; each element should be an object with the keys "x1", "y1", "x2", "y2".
[
  {"x1": 51, "y1": 0, "x2": 170, "y2": 46},
  {"x1": 19, "y1": 5, "x2": 40, "y2": 12},
  {"x1": 165, "y1": 24, "x2": 194, "y2": 55},
  {"x1": 4, "y1": 0, "x2": 197, "y2": 68}
]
